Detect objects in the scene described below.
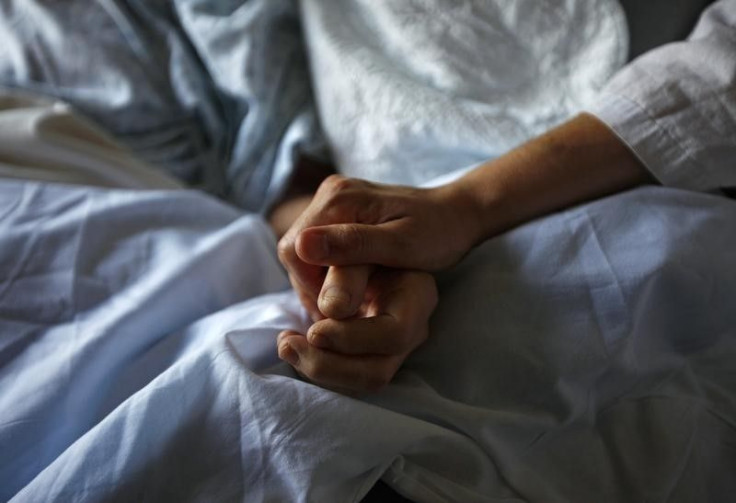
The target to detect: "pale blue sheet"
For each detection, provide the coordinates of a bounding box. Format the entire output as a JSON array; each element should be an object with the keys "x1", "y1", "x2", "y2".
[
  {"x1": 1, "y1": 180, "x2": 735, "y2": 502},
  {"x1": 0, "y1": 0, "x2": 326, "y2": 212}
]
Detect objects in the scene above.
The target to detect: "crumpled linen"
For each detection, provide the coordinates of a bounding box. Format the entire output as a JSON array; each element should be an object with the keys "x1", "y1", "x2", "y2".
[
  {"x1": 2, "y1": 0, "x2": 736, "y2": 501},
  {"x1": 0, "y1": 0, "x2": 629, "y2": 206},
  {"x1": 2, "y1": 179, "x2": 735, "y2": 502},
  {"x1": 300, "y1": 0, "x2": 628, "y2": 186},
  {"x1": 0, "y1": 89, "x2": 183, "y2": 189},
  {"x1": 0, "y1": 0, "x2": 326, "y2": 212}
]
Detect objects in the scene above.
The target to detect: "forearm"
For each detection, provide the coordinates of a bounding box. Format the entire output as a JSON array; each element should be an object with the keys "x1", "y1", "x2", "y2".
[
  {"x1": 278, "y1": 113, "x2": 656, "y2": 299},
  {"x1": 454, "y1": 113, "x2": 655, "y2": 244}
]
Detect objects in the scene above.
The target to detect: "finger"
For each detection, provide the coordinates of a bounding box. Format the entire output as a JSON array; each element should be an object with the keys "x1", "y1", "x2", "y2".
[
  {"x1": 277, "y1": 330, "x2": 400, "y2": 393},
  {"x1": 306, "y1": 314, "x2": 406, "y2": 355},
  {"x1": 290, "y1": 273, "x2": 325, "y2": 322},
  {"x1": 277, "y1": 330, "x2": 308, "y2": 373},
  {"x1": 310, "y1": 271, "x2": 437, "y2": 356},
  {"x1": 372, "y1": 270, "x2": 439, "y2": 323},
  {"x1": 279, "y1": 237, "x2": 326, "y2": 304},
  {"x1": 295, "y1": 222, "x2": 410, "y2": 268},
  {"x1": 318, "y1": 265, "x2": 373, "y2": 319},
  {"x1": 275, "y1": 175, "x2": 364, "y2": 288}
]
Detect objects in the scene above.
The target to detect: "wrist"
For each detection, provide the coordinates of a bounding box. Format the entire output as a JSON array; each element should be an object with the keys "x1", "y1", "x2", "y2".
[
  {"x1": 457, "y1": 169, "x2": 511, "y2": 244},
  {"x1": 447, "y1": 113, "x2": 653, "y2": 245},
  {"x1": 432, "y1": 176, "x2": 502, "y2": 252}
]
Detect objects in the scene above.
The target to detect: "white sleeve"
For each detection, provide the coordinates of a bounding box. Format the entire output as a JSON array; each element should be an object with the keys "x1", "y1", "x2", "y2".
[{"x1": 588, "y1": 0, "x2": 736, "y2": 194}]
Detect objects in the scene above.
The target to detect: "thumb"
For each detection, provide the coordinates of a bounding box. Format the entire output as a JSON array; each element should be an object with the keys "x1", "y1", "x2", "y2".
[
  {"x1": 318, "y1": 265, "x2": 373, "y2": 320},
  {"x1": 295, "y1": 222, "x2": 408, "y2": 268}
]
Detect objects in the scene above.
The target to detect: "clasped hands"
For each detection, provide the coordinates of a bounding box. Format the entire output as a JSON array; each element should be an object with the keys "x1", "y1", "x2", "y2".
[
  {"x1": 273, "y1": 115, "x2": 651, "y2": 393},
  {"x1": 276, "y1": 175, "x2": 482, "y2": 394}
]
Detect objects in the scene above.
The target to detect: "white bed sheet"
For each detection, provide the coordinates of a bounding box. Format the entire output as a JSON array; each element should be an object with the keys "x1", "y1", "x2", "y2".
[{"x1": 1, "y1": 178, "x2": 735, "y2": 502}]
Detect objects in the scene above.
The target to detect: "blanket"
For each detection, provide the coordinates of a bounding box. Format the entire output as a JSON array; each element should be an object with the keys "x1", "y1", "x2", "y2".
[
  {"x1": 2, "y1": 0, "x2": 735, "y2": 501},
  {"x1": 1, "y1": 180, "x2": 735, "y2": 502},
  {"x1": 0, "y1": 0, "x2": 326, "y2": 212},
  {"x1": 0, "y1": 0, "x2": 628, "y2": 204}
]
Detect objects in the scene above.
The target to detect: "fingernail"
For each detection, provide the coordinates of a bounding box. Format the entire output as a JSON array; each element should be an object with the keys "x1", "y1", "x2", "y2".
[
  {"x1": 308, "y1": 329, "x2": 330, "y2": 349},
  {"x1": 279, "y1": 341, "x2": 299, "y2": 366},
  {"x1": 320, "y1": 286, "x2": 351, "y2": 310}
]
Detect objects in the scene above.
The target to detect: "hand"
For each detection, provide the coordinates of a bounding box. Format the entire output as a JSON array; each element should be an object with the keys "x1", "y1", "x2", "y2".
[
  {"x1": 276, "y1": 268, "x2": 438, "y2": 394},
  {"x1": 277, "y1": 175, "x2": 480, "y2": 320},
  {"x1": 278, "y1": 115, "x2": 652, "y2": 321}
]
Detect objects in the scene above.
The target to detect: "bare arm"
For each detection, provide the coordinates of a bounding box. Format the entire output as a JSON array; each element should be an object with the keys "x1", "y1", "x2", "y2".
[
  {"x1": 274, "y1": 113, "x2": 654, "y2": 392},
  {"x1": 283, "y1": 113, "x2": 654, "y2": 291},
  {"x1": 456, "y1": 113, "x2": 654, "y2": 246}
]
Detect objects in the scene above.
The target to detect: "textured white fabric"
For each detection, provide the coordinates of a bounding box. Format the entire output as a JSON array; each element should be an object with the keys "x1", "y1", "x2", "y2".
[
  {"x1": 300, "y1": 0, "x2": 628, "y2": 186},
  {"x1": 590, "y1": 0, "x2": 736, "y2": 194},
  {"x1": 0, "y1": 0, "x2": 326, "y2": 212},
  {"x1": 0, "y1": 90, "x2": 182, "y2": 190}
]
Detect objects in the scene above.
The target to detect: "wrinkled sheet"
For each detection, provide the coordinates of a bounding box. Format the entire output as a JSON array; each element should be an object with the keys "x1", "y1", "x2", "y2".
[
  {"x1": 0, "y1": 0, "x2": 326, "y2": 212},
  {"x1": 301, "y1": 0, "x2": 628, "y2": 185},
  {"x1": 1, "y1": 180, "x2": 735, "y2": 502},
  {"x1": 0, "y1": 0, "x2": 629, "y2": 202},
  {"x1": 2, "y1": 0, "x2": 736, "y2": 501}
]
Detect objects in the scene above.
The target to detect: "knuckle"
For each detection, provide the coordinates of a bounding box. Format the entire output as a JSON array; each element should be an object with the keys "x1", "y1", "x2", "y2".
[
  {"x1": 331, "y1": 177, "x2": 355, "y2": 193},
  {"x1": 321, "y1": 174, "x2": 349, "y2": 194},
  {"x1": 322, "y1": 174, "x2": 368, "y2": 197},
  {"x1": 307, "y1": 325, "x2": 328, "y2": 348},
  {"x1": 317, "y1": 176, "x2": 363, "y2": 221},
  {"x1": 276, "y1": 237, "x2": 295, "y2": 263}
]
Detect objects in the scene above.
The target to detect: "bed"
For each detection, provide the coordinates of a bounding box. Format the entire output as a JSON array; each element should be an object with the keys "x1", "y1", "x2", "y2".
[{"x1": 1, "y1": 0, "x2": 735, "y2": 501}]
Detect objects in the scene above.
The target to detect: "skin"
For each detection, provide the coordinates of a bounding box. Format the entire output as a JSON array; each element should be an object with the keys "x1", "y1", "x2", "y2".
[
  {"x1": 276, "y1": 268, "x2": 437, "y2": 394},
  {"x1": 273, "y1": 113, "x2": 654, "y2": 393}
]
